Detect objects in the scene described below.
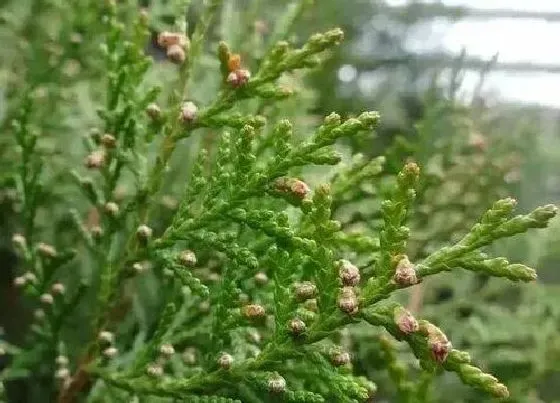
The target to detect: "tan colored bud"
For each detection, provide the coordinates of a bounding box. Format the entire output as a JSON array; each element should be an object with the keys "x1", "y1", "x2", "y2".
[
  {"x1": 157, "y1": 32, "x2": 189, "y2": 49},
  {"x1": 227, "y1": 69, "x2": 251, "y2": 87},
  {"x1": 394, "y1": 307, "x2": 419, "y2": 334},
  {"x1": 51, "y1": 283, "x2": 65, "y2": 295},
  {"x1": 337, "y1": 287, "x2": 358, "y2": 315},
  {"x1": 294, "y1": 281, "x2": 317, "y2": 302},
  {"x1": 13, "y1": 276, "x2": 26, "y2": 287},
  {"x1": 24, "y1": 271, "x2": 37, "y2": 283},
  {"x1": 145, "y1": 103, "x2": 161, "y2": 120},
  {"x1": 288, "y1": 318, "x2": 306, "y2": 336},
  {"x1": 98, "y1": 331, "x2": 114, "y2": 344},
  {"x1": 159, "y1": 343, "x2": 175, "y2": 357},
  {"x1": 330, "y1": 349, "x2": 351, "y2": 367},
  {"x1": 55, "y1": 355, "x2": 69, "y2": 367},
  {"x1": 178, "y1": 249, "x2": 197, "y2": 267},
  {"x1": 11, "y1": 233, "x2": 26, "y2": 250},
  {"x1": 146, "y1": 363, "x2": 163, "y2": 377},
  {"x1": 40, "y1": 293, "x2": 54, "y2": 305},
  {"x1": 180, "y1": 101, "x2": 197, "y2": 123},
  {"x1": 136, "y1": 225, "x2": 153, "y2": 241},
  {"x1": 55, "y1": 367, "x2": 70, "y2": 380},
  {"x1": 85, "y1": 150, "x2": 105, "y2": 169},
  {"x1": 267, "y1": 374, "x2": 286, "y2": 393},
  {"x1": 254, "y1": 272, "x2": 268, "y2": 286},
  {"x1": 103, "y1": 347, "x2": 118, "y2": 358},
  {"x1": 242, "y1": 304, "x2": 266, "y2": 319},
  {"x1": 338, "y1": 259, "x2": 360, "y2": 286},
  {"x1": 104, "y1": 202, "x2": 119, "y2": 217},
  {"x1": 393, "y1": 256, "x2": 417, "y2": 286},
  {"x1": 218, "y1": 352, "x2": 233, "y2": 370},
  {"x1": 182, "y1": 347, "x2": 197, "y2": 365},
  {"x1": 101, "y1": 133, "x2": 116, "y2": 148},
  {"x1": 37, "y1": 243, "x2": 57, "y2": 258},
  {"x1": 167, "y1": 44, "x2": 186, "y2": 64}
]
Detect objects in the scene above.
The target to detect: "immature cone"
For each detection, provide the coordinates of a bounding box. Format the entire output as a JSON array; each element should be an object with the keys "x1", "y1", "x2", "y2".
[
  {"x1": 337, "y1": 287, "x2": 359, "y2": 315},
  {"x1": 159, "y1": 343, "x2": 175, "y2": 357},
  {"x1": 11, "y1": 233, "x2": 26, "y2": 250},
  {"x1": 182, "y1": 348, "x2": 196, "y2": 365},
  {"x1": 146, "y1": 363, "x2": 163, "y2": 377},
  {"x1": 103, "y1": 347, "x2": 118, "y2": 358},
  {"x1": 218, "y1": 353, "x2": 233, "y2": 370},
  {"x1": 145, "y1": 103, "x2": 161, "y2": 120},
  {"x1": 393, "y1": 255, "x2": 418, "y2": 286},
  {"x1": 227, "y1": 69, "x2": 251, "y2": 87},
  {"x1": 167, "y1": 44, "x2": 186, "y2": 64},
  {"x1": 55, "y1": 355, "x2": 69, "y2": 367},
  {"x1": 267, "y1": 374, "x2": 287, "y2": 393},
  {"x1": 24, "y1": 272, "x2": 37, "y2": 283},
  {"x1": 13, "y1": 276, "x2": 26, "y2": 287},
  {"x1": 37, "y1": 243, "x2": 57, "y2": 258},
  {"x1": 394, "y1": 307, "x2": 419, "y2": 334},
  {"x1": 180, "y1": 101, "x2": 198, "y2": 123},
  {"x1": 157, "y1": 31, "x2": 189, "y2": 48},
  {"x1": 101, "y1": 133, "x2": 116, "y2": 148},
  {"x1": 55, "y1": 368, "x2": 70, "y2": 380},
  {"x1": 242, "y1": 304, "x2": 266, "y2": 320},
  {"x1": 421, "y1": 321, "x2": 452, "y2": 363},
  {"x1": 178, "y1": 249, "x2": 197, "y2": 267},
  {"x1": 294, "y1": 281, "x2": 317, "y2": 302},
  {"x1": 51, "y1": 283, "x2": 65, "y2": 295},
  {"x1": 330, "y1": 349, "x2": 351, "y2": 367},
  {"x1": 338, "y1": 260, "x2": 360, "y2": 286},
  {"x1": 254, "y1": 272, "x2": 268, "y2": 286},
  {"x1": 136, "y1": 225, "x2": 153, "y2": 242},
  {"x1": 104, "y1": 202, "x2": 119, "y2": 217},
  {"x1": 98, "y1": 330, "x2": 114, "y2": 344},
  {"x1": 40, "y1": 293, "x2": 54, "y2": 305},
  {"x1": 85, "y1": 150, "x2": 105, "y2": 169},
  {"x1": 288, "y1": 318, "x2": 306, "y2": 336}
]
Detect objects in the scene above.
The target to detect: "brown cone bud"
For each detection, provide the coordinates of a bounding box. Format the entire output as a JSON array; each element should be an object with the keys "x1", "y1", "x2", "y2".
[
  {"x1": 294, "y1": 281, "x2": 317, "y2": 302},
  {"x1": 288, "y1": 318, "x2": 306, "y2": 336},
  {"x1": 394, "y1": 307, "x2": 419, "y2": 334},
  {"x1": 267, "y1": 374, "x2": 286, "y2": 393},
  {"x1": 338, "y1": 259, "x2": 360, "y2": 286},
  {"x1": 337, "y1": 287, "x2": 359, "y2": 315},
  {"x1": 218, "y1": 352, "x2": 233, "y2": 370},
  {"x1": 242, "y1": 304, "x2": 266, "y2": 320},
  {"x1": 393, "y1": 255, "x2": 417, "y2": 286}
]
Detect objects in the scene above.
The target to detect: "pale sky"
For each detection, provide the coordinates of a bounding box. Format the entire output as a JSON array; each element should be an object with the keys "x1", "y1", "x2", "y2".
[{"x1": 384, "y1": 0, "x2": 560, "y2": 107}]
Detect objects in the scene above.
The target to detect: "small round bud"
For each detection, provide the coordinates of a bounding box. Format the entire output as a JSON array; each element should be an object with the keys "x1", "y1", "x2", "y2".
[
  {"x1": 294, "y1": 281, "x2": 316, "y2": 302},
  {"x1": 199, "y1": 301, "x2": 210, "y2": 313},
  {"x1": 180, "y1": 101, "x2": 197, "y2": 123},
  {"x1": 227, "y1": 69, "x2": 251, "y2": 87},
  {"x1": 218, "y1": 353, "x2": 233, "y2": 370},
  {"x1": 13, "y1": 276, "x2": 26, "y2": 287},
  {"x1": 98, "y1": 331, "x2": 114, "y2": 344},
  {"x1": 146, "y1": 363, "x2": 163, "y2": 377},
  {"x1": 159, "y1": 343, "x2": 175, "y2": 357},
  {"x1": 338, "y1": 260, "x2": 360, "y2": 286},
  {"x1": 51, "y1": 283, "x2": 65, "y2": 295},
  {"x1": 145, "y1": 103, "x2": 161, "y2": 120},
  {"x1": 85, "y1": 150, "x2": 105, "y2": 169},
  {"x1": 101, "y1": 133, "x2": 116, "y2": 148},
  {"x1": 242, "y1": 304, "x2": 266, "y2": 320},
  {"x1": 288, "y1": 318, "x2": 306, "y2": 336},
  {"x1": 40, "y1": 293, "x2": 54, "y2": 305},
  {"x1": 303, "y1": 299, "x2": 318, "y2": 312},
  {"x1": 90, "y1": 226, "x2": 103, "y2": 239},
  {"x1": 167, "y1": 44, "x2": 186, "y2": 64},
  {"x1": 34, "y1": 309, "x2": 45, "y2": 320},
  {"x1": 274, "y1": 177, "x2": 310, "y2": 200},
  {"x1": 24, "y1": 271, "x2": 37, "y2": 283},
  {"x1": 37, "y1": 243, "x2": 57, "y2": 258},
  {"x1": 104, "y1": 202, "x2": 119, "y2": 217},
  {"x1": 12, "y1": 233, "x2": 26, "y2": 250},
  {"x1": 246, "y1": 330, "x2": 261, "y2": 344},
  {"x1": 330, "y1": 349, "x2": 351, "y2": 367},
  {"x1": 182, "y1": 348, "x2": 197, "y2": 365},
  {"x1": 0, "y1": 347, "x2": 5, "y2": 356},
  {"x1": 103, "y1": 347, "x2": 118, "y2": 358},
  {"x1": 267, "y1": 374, "x2": 286, "y2": 393},
  {"x1": 136, "y1": 225, "x2": 153, "y2": 242},
  {"x1": 157, "y1": 32, "x2": 189, "y2": 48},
  {"x1": 55, "y1": 367, "x2": 70, "y2": 380},
  {"x1": 393, "y1": 256, "x2": 418, "y2": 286},
  {"x1": 178, "y1": 249, "x2": 197, "y2": 267},
  {"x1": 337, "y1": 287, "x2": 359, "y2": 315},
  {"x1": 55, "y1": 355, "x2": 69, "y2": 367},
  {"x1": 394, "y1": 307, "x2": 419, "y2": 334},
  {"x1": 254, "y1": 272, "x2": 268, "y2": 286},
  {"x1": 430, "y1": 340, "x2": 452, "y2": 363},
  {"x1": 132, "y1": 262, "x2": 146, "y2": 274}
]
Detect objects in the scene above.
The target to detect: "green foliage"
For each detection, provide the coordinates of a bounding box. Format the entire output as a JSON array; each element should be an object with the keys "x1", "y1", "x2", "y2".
[{"x1": 0, "y1": 1, "x2": 558, "y2": 402}]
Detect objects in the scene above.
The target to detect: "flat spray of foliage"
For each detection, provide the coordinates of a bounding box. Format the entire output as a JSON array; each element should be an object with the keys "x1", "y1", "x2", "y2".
[{"x1": 0, "y1": 1, "x2": 557, "y2": 402}]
